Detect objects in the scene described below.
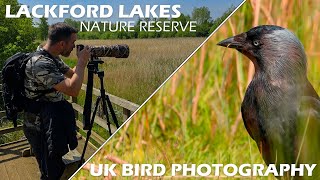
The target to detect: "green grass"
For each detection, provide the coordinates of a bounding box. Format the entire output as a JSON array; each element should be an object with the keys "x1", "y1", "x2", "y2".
[
  {"x1": 0, "y1": 118, "x2": 24, "y2": 144},
  {"x1": 61, "y1": 38, "x2": 206, "y2": 150},
  {"x1": 62, "y1": 37, "x2": 206, "y2": 105}
]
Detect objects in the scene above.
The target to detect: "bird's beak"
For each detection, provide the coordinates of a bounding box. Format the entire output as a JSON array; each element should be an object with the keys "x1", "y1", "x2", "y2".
[{"x1": 217, "y1": 33, "x2": 246, "y2": 50}]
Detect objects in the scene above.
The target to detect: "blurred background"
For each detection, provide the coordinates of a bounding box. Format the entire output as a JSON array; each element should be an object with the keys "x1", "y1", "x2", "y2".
[{"x1": 75, "y1": 0, "x2": 320, "y2": 179}]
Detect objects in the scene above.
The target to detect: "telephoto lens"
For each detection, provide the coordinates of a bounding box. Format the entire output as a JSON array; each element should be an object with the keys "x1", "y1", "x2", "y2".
[{"x1": 76, "y1": 44, "x2": 129, "y2": 58}]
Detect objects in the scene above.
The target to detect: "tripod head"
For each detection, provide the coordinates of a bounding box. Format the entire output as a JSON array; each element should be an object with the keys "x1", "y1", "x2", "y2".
[
  {"x1": 87, "y1": 56, "x2": 104, "y2": 72},
  {"x1": 89, "y1": 56, "x2": 104, "y2": 65}
]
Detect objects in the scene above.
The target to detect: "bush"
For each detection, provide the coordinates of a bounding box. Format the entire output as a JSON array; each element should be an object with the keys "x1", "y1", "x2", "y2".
[{"x1": 0, "y1": 0, "x2": 38, "y2": 68}]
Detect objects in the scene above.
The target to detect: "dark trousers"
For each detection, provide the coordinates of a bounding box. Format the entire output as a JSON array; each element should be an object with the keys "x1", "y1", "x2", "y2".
[{"x1": 23, "y1": 113, "x2": 65, "y2": 180}]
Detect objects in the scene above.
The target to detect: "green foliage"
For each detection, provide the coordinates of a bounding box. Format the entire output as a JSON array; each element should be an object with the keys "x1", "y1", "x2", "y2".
[
  {"x1": 69, "y1": 6, "x2": 237, "y2": 40},
  {"x1": 76, "y1": 1, "x2": 320, "y2": 179},
  {"x1": 195, "y1": 21, "x2": 212, "y2": 37},
  {"x1": 0, "y1": 0, "x2": 38, "y2": 67},
  {"x1": 37, "y1": 17, "x2": 49, "y2": 41},
  {"x1": 62, "y1": 57, "x2": 77, "y2": 67},
  {"x1": 210, "y1": 6, "x2": 235, "y2": 34},
  {"x1": 64, "y1": 18, "x2": 81, "y2": 30},
  {"x1": 192, "y1": 6, "x2": 211, "y2": 24}
]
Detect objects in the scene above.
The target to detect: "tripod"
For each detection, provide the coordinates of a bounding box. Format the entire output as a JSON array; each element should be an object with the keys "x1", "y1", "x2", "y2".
[{"x1": 79, "y1": 56, "x2": 120, "y2": 167}]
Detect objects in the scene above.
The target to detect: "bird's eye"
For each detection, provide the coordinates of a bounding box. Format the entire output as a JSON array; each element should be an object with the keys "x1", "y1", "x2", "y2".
[{"x1": 253, "y1": 40, "x2": 260, "y2": 46}]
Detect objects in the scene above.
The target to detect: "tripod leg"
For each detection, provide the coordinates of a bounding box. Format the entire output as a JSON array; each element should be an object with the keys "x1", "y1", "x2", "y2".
[
  {"x1": 105, "y1": 96, "x2": 120, "y2": 128},
  {"x1": 97, "y1": 70, "x2": 119, "y2": 133},
  {"x1": 100, "y1": 89, "x2": 113, "y2": 136},
  {"x1": 83, "y1": 64, "x2": 95, "y2": 130},
  {"x1": 79, "y1": 96, "x2": 101, "y2": 168}
]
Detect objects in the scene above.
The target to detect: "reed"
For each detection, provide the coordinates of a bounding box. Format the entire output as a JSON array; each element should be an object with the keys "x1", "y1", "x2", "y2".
[{"x1": 75, "y1": 1, "x2": 320, "y2": 179}]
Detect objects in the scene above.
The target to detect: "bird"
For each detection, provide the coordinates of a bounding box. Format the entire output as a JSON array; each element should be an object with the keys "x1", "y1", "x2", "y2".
[{"x1": 218, "y1": 25, "x2": 320, "y2": 178}]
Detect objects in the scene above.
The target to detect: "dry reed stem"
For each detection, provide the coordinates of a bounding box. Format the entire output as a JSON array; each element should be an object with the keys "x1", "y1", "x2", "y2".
[
  {"x1": 138, "y1": 121, "x2": 144, "y2": 148},
  {"x1": 103, "y1": 174, "x2": 112, "y2": 180},
  {"x1": 279, "y1": 0, "x2": 289, "y2": 26},
  {"x1": 224, "y1": 56, "x2": 234, "y2": 95},
  {"x1": 151, "y1": 135, "x2": 171, "y2": 166},
  {"x1": 170, "y1": 75, "x2": 178, "y2": 96},
  {"x1": 246, "y1": 0, "x2": 260, "y2": 87},
  {"x1": 157, "y1": 114, "x2": 166, "y2": 132},
  {"x1": 295, "y1": 112, "x2": 312, "y2": 167},
  {"x1": 115, "y1": 119, "x2": 132, "y2": 150},
  {"x1": 261, "y1": 4, "x2": 275, "y2": 24},
  {"x1": 228, "y1": 19, "x2": 244, "y2": 100},
  {"x1": 192, "y1": 44, "x2": 206, "y2": 124},
  {"x1": 214, "y1": 78, "x2": 223, "y2": 109},
  {"x1": 104, "y1": 154, "x2": 128, "y2": 164},
  {"x1": 310, "y1": 11, "x2": 320, "y2": 52},
  {"x1": 144, "y1": 110, "x2": 150, "y2": 141},
  {"x1": 308, "y1": 52, "x2": 320, "y2": 56},
  {"x1": 231, "y1": 112, "x2": 243, "y2": 137},
  {"x1": 210, "y1": 110, "x2": 217, "y2": 139},
  {"x1": 165, "y1": 102, "x2": 185, "y2": 129},
  {"x1": 82, "y1": 162, "x2": 91, "y2": 171},
  {"x1": 251, "y1": 0, "x2": 261, "y2": 26},
  {"x1": 220, "y1": 35, "x2": 230, "y2": 63},
  {"x1": 181, "y1": 91, "x2": 188, "y2": 127},
  {"x1": 268, "y1": 0, "x2": 273, "y2": 13},
  {"x1": 226, "y1": 19, "x2": 243, "y2": 138},
  {"x1": 287, "y1": 1, "x2": 294, "y2": 27}
]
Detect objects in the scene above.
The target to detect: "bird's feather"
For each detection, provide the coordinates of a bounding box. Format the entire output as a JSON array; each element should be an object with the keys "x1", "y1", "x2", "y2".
[{"x1": 218, "y1": 25, "x2": 320, "y2": 178}]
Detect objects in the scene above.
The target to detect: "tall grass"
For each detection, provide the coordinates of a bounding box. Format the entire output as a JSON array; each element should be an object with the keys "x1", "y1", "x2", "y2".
[
  {"x1": 75, "y1": 0, "x2": 320, "y2": 179},
  {"x1": 63, "y1": 38, "x2": 205, "y2": 104}
]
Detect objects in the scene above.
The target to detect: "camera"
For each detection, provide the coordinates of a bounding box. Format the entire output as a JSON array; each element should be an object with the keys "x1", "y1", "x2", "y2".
[{"x1": 76, "y1": 44, "x2": 129, "y2": 58}]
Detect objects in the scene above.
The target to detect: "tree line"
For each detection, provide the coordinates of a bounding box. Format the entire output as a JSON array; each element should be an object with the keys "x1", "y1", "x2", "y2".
[
  {"x1": 61, "y1": 6, "x2": 235, "y2": 39},
  {"x1": 0, "y1": 0, "x2": 235, "y2": 66}
]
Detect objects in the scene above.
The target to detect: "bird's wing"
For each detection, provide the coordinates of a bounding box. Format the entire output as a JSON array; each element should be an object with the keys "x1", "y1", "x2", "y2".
[
  {"x1": 299, "y1": 96, "x2": 320, "y2": 117},
  {"x1": 295, "y1": 96, "x2": 320, "y2": 165},
  {"x1": 241, "y1": 105, "x2": 261, "y2": 142},
  {"x1": 303, "y1": 80, "x2": 319, "y2": 100}
]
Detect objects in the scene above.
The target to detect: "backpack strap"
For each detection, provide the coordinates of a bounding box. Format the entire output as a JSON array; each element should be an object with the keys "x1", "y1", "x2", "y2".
[
  {"x1": 25, "y1": 49, "x2": 61, "y2": 100},
  {"x1": 34, "y1": 49, "x2": 60, "y2": 67}
]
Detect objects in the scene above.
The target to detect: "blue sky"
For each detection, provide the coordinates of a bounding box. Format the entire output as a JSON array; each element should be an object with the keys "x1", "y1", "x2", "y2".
[{"x1": 18, "y1": 0, "x2": 244, "y2": 24}]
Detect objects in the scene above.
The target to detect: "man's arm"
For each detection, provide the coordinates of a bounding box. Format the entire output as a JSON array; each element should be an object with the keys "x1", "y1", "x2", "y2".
[
  {"x1": 64, "y1": 67, "x2": 76, "y2": 78},
  {"x1": 54, "y1": 46, "x2": 90, "y2": 97}
]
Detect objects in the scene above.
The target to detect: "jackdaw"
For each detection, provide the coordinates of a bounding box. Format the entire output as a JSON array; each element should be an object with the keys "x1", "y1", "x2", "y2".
[{"x1": 218, "y1": 25, "x2": 320, "y2": 178}]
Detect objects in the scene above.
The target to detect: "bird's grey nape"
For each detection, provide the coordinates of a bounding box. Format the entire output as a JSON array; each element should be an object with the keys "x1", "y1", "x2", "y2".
[
  {"x1": 259, "y1": 28, "x2": 307, "y2": 77},
  {"x1": 264, "y1": 28, "x2": 304, "y2": 51}
]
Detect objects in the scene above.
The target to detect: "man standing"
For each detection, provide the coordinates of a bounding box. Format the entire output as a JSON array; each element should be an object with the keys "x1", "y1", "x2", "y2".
[{"x1": 23, "y1": 22, "x2": 91, "y2": 179}]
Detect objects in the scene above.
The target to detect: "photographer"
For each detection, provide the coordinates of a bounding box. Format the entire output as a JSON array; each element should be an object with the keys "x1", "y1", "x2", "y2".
[{"x1": 23, "y1": 22, "x2": 90, "y2": 179}]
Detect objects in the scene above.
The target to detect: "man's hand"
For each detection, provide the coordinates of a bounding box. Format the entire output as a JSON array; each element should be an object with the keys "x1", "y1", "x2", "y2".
[
  {"x1": 77, "y1": 45, "x2": 91, "y2": 68},
  {"x1": 54, "y1": 45, "x2": 91, "y2": 97}
]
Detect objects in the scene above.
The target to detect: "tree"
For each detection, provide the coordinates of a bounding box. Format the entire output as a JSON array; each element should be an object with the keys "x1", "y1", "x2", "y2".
[
  {"x1": 210, "y1": 6, "x2": 235, "y2": 34},
  {"x1": 0, "y1": 0, "x2": 37, "y2": 67},
  {"x1": 37, "y1": 17, "x2": 49, "y2": 41},
  {"x1": 191, "y1": 7, "x2": 213, "y2": 37},
  {"x1": 192, "y1": 7, "x2": 211, "y2": 24},
  {"x1": 64, "y1": 18, "x2": 80, "y2": 30}
]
